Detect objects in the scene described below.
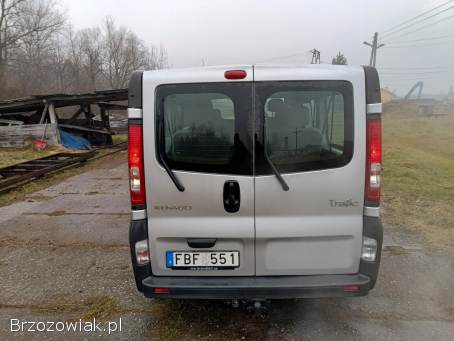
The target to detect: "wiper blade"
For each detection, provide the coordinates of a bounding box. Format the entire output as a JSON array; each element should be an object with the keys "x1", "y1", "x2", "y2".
[
  {"x1": 158, "y1": 120, "x2": 185, "y2": 192},
  {"x1": 161, "y1": 158, "x2": 185, "y2": 192},
  {"x1": 264, "y1": 153, "x2": 289, "y2": 191}
]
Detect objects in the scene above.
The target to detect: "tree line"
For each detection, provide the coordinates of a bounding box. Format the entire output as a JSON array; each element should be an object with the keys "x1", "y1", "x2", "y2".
[{"x1": 0, "y1": 0, "x2": 167, "y2": 99}]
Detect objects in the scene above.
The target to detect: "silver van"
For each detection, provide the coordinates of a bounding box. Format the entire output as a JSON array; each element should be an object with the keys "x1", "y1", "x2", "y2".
[{"x1": 127, "y1": 65, "x2": 383, "y2": 299}]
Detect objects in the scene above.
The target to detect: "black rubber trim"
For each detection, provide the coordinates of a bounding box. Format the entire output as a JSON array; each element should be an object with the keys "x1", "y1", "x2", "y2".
[
  {"x1": 128, "y1": 71, "x2": 143, "y2": 109},
  {"x1": 367, "y1": 113, "x2": 381, "y2": 120},
  {"x1": 129, "y1": 219, "x2": 151, "y2": 292},
  {"x1": 131, "y1": 204, "x2": 146, "y2": 211},
  {"x1": 359, "y1": 216, "x2": 383, "y2": 289},
  {"x1": 128, "y1": 118, "x2": 143, "y2": 125},
  {"x1": 141, "y1": 274, "x2": 370, "y2": 299},
  {"x1": 363, "y1": 66, "x2": 381, "y2": 104},
  {"x1": 364, "y1": 201, "x2": 380, "y2": 208}
]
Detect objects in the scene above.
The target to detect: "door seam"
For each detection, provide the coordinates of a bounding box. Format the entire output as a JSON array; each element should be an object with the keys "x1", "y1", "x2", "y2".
[{"x1": 252, "y1": 64, "x2": 256, "y2": 276}]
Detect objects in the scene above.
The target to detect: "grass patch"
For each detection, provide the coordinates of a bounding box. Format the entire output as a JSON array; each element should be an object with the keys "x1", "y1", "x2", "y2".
[
  {"x1": 112, "y1": 134, "x2": 127, "y2": 144},
  {"x1": 83, "y1": 296, "x2": 123, "y2": 320},
  {"x1": 148, "y1": 300, "x2": 294, "y2": 340},
  {"x1": 382, "y1": 112, "x2": 454, "y2": 253},
  {"x1": 0, "y1": 149, "x2": 126, "y2": 207},
  {"x1": 0, "y1": 145, "x2": 63, "y2": 168}
]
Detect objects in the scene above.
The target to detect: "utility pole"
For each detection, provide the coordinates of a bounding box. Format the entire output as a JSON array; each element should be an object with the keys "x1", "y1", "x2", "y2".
[
  {"x1": 310, "y1": 49, "x2": 321, "y2": 64},
  {"x1": 363, "y1": 32, "x2": 384, "y2": 67}
]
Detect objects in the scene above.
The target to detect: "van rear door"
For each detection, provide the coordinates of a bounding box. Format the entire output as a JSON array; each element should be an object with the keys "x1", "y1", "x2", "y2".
[
  {"x1": 142, "y1": 67, "x2": 255, "y2": 276},
  {"x1": 253, "y1": 66, "x2": 366, "y2": 276}
]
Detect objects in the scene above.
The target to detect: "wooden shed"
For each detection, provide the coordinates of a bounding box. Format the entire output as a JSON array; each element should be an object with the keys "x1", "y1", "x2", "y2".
[{"x1": 0, "y1": 90, "x2": 128, "y2": 148}]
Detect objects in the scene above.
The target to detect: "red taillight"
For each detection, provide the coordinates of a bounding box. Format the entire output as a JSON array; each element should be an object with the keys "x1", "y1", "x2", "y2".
[
  {"x1": 343, "y1": 285, "x2": 360, "y2": 293},
  {"x1": 365, "y1": 117, "x2": 382, "y2": 203},
  {"x1": 154, "y1": 288, "x2": 170, "y2": 294},
  {"x1": 224, "y1": 70, "x2": 247, "y2": 80},
  {"x1": 128, "y1": 124, "x2": 146, "y2": 206}
]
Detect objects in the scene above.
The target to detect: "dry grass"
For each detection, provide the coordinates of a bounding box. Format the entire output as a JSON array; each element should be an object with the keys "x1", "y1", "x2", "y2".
[
  {"x1": 147, "y1": 300, "x2": 294, "y2": 340},
  {"x1": 382, "y1": 108, "x2": 454, "y2": 254},
  {"x1": 0, "y1": 145, "x2": 65, "y2": 168},
  {"x1": 82, "y1": 296, "x2": 124, "y2": 321},
  {"x1": 111, "y1": 134, "x2": 127, "y2": 144},
  {"x1": 0, "y1": 150, "x2": 126, "y2": 207}
]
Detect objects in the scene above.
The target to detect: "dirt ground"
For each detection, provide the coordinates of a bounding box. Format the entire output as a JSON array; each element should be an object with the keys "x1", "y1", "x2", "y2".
[{"x1": 0, "y1": 153, "x2": 453, "y2": 340}]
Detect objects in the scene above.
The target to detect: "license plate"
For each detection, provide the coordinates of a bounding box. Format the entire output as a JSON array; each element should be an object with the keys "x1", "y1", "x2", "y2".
[{"x1": 166, "y1": 251, "x2": 239, "y2": 269}]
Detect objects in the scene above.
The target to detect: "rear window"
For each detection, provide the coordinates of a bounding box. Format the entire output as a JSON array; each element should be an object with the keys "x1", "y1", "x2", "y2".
[
  {"x1": 156, "y1": 81, "x2": 353, "y2": 176},
  {"x1": 255, "y1": 81, "x2": 354, "y2": 174},
  {"x1": 156, "y1": 83, "x2": 253, "y2": 175}
]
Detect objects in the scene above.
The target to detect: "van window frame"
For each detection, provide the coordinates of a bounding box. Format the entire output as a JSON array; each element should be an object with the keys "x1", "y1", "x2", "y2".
[
  {"x1": 155, "y1": 82, "x2": 254, "y2": 176},
  {"x1": 254, "y1": 80, "x2": 355, "y2": 175},
  {"x1": 155, "y1": 80, "x2": 354, "y2": 177}
]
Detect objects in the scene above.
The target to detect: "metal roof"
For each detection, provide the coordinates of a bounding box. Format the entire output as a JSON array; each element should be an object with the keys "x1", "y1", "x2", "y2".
[{"x1": 0, "y1": 89, "x2": 128, "y2": 115}]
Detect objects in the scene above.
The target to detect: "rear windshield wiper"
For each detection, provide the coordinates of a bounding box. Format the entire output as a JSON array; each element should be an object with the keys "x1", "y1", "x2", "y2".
[
  {"x1": 264, "y1": 153, "x2": 289, "y2": 191},
  {"x1": 158, "y1": 120, "x2": 185, "y2": 192},
  {"x1": 160, "y1": 156, "x2": 185, "y2": 192}
]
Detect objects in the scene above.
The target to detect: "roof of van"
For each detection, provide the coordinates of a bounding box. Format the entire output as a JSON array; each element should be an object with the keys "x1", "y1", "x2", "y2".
[
  {"x1": 142, "y1": 64, "x2": 365, "y2": 84},
  {"x1": 146, "y1": 64, "x2": 364, "y2": 73}
]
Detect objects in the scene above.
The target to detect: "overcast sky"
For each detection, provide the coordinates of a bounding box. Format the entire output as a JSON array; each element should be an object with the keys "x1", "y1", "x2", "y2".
[{"x1": 60, "y1": 0, "x2": 454, "y2": 96}]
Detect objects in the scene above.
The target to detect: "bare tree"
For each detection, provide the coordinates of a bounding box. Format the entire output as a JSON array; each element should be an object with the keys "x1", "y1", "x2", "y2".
[
  {"x1": 79, "y1": 27, "x2": 103, "y2": 91},
  {"x1": 103, "y1": 17, "x2": 126, "y2": 89},
  {"x1": 0, "y1": 0, "x2": 64, "y2": 95},
  {"x1": 148, "y1": 43, "x2": 168, "y2": 70},
  {"x1": 66, "y1": 26, "x2": 83, "y2": 92},
  {"x1": 102, "y1": 16, "x2": 167, "y2": 89},
  {"x1": 1, "y1": 11, "x2": 167, "y2": 98},
  {"x1": 49, "y1": 32, "x2": 69, "y2": 92}
]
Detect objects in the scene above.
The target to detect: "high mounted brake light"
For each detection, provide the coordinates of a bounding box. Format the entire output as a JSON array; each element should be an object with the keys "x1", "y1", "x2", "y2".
[
  {"x1": 128, "y1": 123, "x2": 146, "y2": 206},
  {"x1": 224, "y1": 70, "x2": 247, "y2": 80},
  {"x1": 365, "y1": 117, "x2": 382, "y2": 203}
]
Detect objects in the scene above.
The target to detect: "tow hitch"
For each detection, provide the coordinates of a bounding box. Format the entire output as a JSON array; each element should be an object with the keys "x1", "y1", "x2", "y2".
[{"x1": 227, "y1": 299, "x2": 271, "y2": 313}]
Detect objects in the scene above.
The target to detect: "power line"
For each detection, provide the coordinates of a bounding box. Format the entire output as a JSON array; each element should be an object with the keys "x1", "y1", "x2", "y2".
[
  {"x1": 381, "y1": 4, "x2": 454, "y2": 38},
  {"x1": 380, "y1": 13, "x2": 454, "y2": 41},
  {"x1": 381, "y1": 74, "x2": 453, "y2": 80},
  {"x1": 380, "y1": 0, "x2": 454, "y2": 35},
  {"x1": 379, "y1": 65, "x2": 454, "y2": 70},
  {"x1": 380, "y1": 68, "x2": 454, "y2": 75},
  {"x1": 381, "y1": 78, "x2": 447, "y2": 82},
  {"x1": 386, "y1": 33, "x2": 454, "y2": 44},
  {"x1": 383, "y1": 40, "x2": 454, "y2": 48}
]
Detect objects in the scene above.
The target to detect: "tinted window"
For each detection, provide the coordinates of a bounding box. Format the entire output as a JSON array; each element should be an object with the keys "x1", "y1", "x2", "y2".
[
  {"x1": 255, "y1": 81, "x2": 354, "y2": 174},
  {"x1": 156, "y1": 83, "x2": 253, "y2": 175}
]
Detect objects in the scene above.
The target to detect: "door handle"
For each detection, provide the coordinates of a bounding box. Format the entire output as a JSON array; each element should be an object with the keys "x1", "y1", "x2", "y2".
[
  {"x1": 223, "y1": 180, "x2": 241, "y2": 213},
  {"x1": 187, "y1": 238, "x2": 216, "y2": 248}
]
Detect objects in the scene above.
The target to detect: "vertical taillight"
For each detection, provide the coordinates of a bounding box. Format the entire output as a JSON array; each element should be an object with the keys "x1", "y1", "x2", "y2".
[
  {"x1": 128, "y1": 123, "x2": 146, "y2": 206},
  {"x1": 365, "y1": 117, "x2": 382, "y2": 203}
]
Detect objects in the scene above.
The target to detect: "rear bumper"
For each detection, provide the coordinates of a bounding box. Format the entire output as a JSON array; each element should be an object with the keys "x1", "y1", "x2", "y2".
[
  {"x1": 130, "y1": 216, "x2": 383, "y2": 299},
  {"x1": 141, "y1": 273, "x2": 371, "y2": 299}
]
